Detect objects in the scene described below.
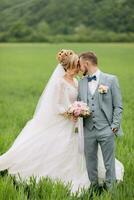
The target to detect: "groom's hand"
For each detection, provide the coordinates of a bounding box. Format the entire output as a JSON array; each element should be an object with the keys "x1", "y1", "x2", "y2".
[{"x1": 112, "y1": 127, "x2": 118, "y2": 133}]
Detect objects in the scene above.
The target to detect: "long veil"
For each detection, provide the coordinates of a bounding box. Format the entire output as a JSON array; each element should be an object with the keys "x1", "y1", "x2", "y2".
[
  {"x1": 13, "y1": 63, "x2": 66, "y2": 145},
  {"x1": 33, "y1": 63, "x2": 65, "y2": 118},
  {"x1": 0, "y1": 64, "x2": 66, "y2": 169}
]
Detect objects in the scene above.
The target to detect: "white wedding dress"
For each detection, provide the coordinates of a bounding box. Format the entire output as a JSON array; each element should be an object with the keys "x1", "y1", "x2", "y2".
[{"x1": 0, "y1": 64, "x2": 124, "y2": 194}]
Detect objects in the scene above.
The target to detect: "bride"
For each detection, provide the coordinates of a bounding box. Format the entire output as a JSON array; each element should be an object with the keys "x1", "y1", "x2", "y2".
[{"x1": 0, "y1": 49, "x2": 124, "y2": 194}]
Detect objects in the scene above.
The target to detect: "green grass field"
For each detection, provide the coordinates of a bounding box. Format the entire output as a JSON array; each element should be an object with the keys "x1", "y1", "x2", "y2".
[{"x1": 0, "y1": 43, "x2": 134, "y2": 200}]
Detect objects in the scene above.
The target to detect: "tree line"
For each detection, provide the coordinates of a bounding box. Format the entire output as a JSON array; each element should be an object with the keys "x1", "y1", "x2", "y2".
[{"x1": 0, "y1": 0, "x2": 133, "y2": 42}]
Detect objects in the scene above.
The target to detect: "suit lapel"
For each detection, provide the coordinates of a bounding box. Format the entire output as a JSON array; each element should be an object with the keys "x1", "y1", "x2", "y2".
[
  {"x1": 98, "y1": 71, "x2": 105, "y2": 86},
  {"x1": 98, "y1": 71, "x2": 105, "y2": 109},
  {"x1": 82, "y1": 77, "x2": 88, "y2": 103},
  {"x1": 88, "y1": 71, "x2": 105, "y2": 98}
]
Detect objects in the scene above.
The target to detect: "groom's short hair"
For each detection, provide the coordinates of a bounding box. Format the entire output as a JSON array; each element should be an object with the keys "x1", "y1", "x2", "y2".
[{"x1": 79, "y1": 51, "x2": 98, "y2": 65}]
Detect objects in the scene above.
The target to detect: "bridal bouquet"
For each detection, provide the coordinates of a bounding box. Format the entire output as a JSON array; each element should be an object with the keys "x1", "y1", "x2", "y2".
[
  {"x1": 64, "y1": 101, "x2": 91, "y2": 119},
  {"x1": 64, "y1": 101, "x2": 91, "y2": 134}
]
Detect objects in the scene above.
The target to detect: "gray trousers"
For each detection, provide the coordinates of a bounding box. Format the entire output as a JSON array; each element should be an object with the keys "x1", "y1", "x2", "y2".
[{"x1": 84, "y1": 125, "x2": 116, "y2": 187}]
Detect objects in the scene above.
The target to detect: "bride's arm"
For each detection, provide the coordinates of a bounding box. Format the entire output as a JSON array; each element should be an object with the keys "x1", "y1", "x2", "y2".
[
  {"x1": 55, "y1": 78, "x2": 78, "y2": 121},
  {"x1": 54, "y1": 78, "x2": 69, "y2": 116}
]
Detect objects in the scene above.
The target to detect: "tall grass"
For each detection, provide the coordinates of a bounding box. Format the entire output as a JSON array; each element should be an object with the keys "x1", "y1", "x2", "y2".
[{"x1": 0, "y1": 43, "x2": 134, "y2": 199}]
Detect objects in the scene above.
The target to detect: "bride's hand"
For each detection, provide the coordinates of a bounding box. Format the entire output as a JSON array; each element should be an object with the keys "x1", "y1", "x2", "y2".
[
  {"x1": 70, "y1": 116, "x2": 78, "y2": 123},
  {"x1": 61, "y1": 112, "x2": 78, "y2": 123},
  {"x1": 60, "y1": 112, "x2": 71, "y2": 119}
]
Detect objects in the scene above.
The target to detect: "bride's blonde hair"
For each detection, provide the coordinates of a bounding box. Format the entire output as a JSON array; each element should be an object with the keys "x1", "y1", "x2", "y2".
[{"x1": 57, "y1": 49, "x2": 79, "y2": 71}]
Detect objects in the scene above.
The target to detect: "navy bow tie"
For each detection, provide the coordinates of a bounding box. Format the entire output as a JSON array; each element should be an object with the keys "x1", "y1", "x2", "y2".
[{"x1": 87, "y1": 75, "x2": 97, "y2": 82}]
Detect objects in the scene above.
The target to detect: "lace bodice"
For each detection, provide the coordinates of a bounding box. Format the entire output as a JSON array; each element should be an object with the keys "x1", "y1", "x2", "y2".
[{"x1": 55, "y1": 77, "x2": 78, "y2": 114}]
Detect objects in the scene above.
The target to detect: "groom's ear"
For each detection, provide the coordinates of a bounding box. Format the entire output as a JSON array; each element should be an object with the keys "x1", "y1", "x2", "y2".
[{"x1": 85, "y1": 60, "x2": 89, "y2": 65}]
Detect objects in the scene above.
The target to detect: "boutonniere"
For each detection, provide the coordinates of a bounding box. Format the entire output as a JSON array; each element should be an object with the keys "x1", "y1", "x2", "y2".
[{"x1": 98, "y1": 84, "x2": 109, "y2": 94}]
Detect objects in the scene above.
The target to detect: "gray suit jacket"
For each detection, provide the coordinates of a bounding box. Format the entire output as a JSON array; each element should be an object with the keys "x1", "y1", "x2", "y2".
[{"x1": 78, "y1": 71, "x2": 123, "y2": 136}]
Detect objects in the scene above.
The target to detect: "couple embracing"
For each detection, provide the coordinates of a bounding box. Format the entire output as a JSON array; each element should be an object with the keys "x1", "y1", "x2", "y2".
[{"x1": 0, "y1": 49, "x2": 124, "y2": 196}]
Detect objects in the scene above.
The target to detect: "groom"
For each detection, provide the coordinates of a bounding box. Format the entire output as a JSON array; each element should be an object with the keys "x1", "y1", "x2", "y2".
[{"x1": 78, "y1": 51, "x2": 123, "y2": 194}]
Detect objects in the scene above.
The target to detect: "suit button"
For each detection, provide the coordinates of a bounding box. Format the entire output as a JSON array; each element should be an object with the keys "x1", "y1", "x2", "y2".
[
  {"x1": 92, "y1": 110, "x2": 94, "y2": 112},
  {"x1": 93, "y1": 116, "x2": 95, "y2": 118},
  {"x1": 93, "y1": 121, "x2": 96, "y2": 124},
  {"x1": 92, "y1": 97, "x2": 94, "y2": 100},
  {"x1": 92, "y1": 104, "x2": 94, "y2": 106}
]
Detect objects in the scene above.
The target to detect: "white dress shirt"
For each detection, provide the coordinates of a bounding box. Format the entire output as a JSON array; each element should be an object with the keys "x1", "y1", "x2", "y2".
[{"x1": 88, "y1": 69, "x2": 101, "y2": 96}]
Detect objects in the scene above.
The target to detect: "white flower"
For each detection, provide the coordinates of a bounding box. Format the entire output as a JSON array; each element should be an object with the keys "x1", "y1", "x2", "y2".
[{"x1": 98, "y1": 84, "x2": 109, "y2": 94}]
